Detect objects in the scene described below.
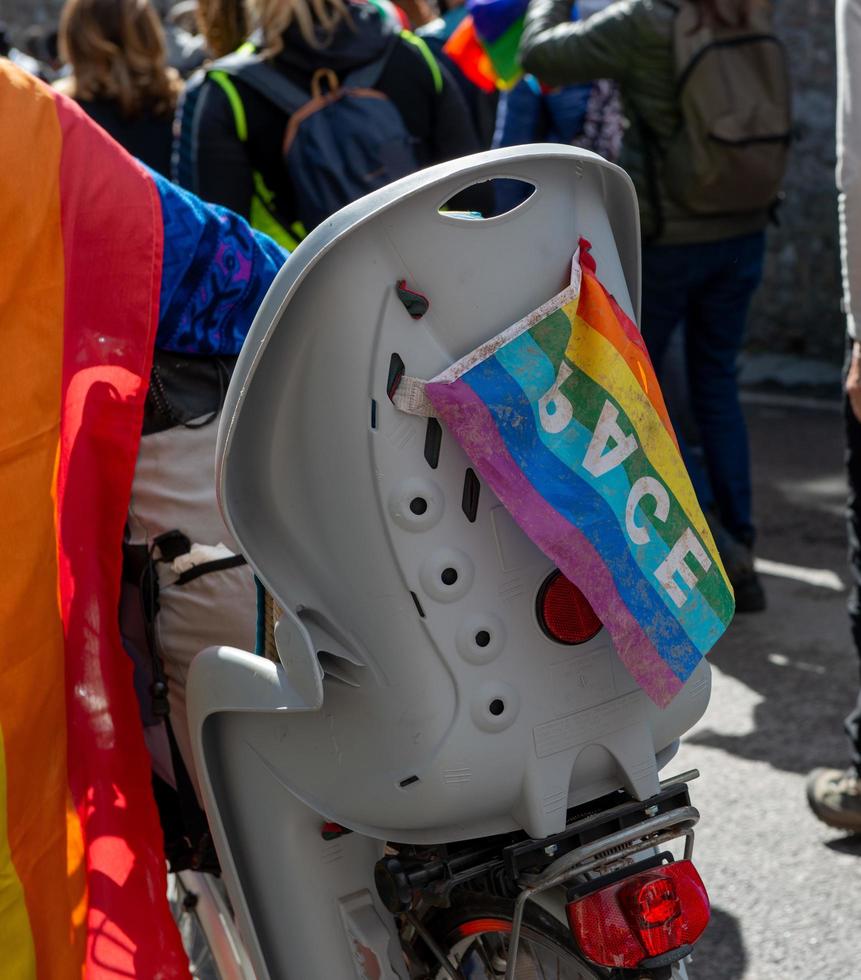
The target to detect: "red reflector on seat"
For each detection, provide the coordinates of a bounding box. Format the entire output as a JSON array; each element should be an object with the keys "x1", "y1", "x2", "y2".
[
  {"x1": 537, "y1": 570, "x2": 602, "y2": 645},
  {"x1": 566, "y1": 860, "x2": 710, "y2": 969}
]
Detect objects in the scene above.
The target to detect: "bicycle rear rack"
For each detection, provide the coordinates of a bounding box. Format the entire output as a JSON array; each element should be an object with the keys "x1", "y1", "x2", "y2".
[{"x1": 502, "y1": 773, "x2": 702, "y2": 980}]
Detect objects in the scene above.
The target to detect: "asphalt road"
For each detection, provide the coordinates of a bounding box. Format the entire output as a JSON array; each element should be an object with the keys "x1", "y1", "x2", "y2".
[{"x1": 672, "y1": 396, "x2": 861, "y2": 980}]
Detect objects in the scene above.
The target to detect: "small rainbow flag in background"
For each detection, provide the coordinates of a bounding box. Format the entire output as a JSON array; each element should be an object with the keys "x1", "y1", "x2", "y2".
[
  {"x1": 443, "y1": 0, "x2": 529, "y2": 91},
  {"x1": 0, "y1": 63, "x2": 188, "y2": 978},
  {"x1": 424, "y1": 242, "x2": 734, "y2": 707}
]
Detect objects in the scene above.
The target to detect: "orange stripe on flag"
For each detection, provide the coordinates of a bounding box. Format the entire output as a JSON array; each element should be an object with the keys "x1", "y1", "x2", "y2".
[
  {"x1": 0, "y1": 62, "x2": 86, "y2": 977},
  {"x1": 575, "y1": 270, "x2": 678, "y2": 449}
]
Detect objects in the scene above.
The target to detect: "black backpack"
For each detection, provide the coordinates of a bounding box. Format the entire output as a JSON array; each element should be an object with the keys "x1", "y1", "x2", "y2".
[{"x1": 212, "y1": 32, "x2": 441, "y2": 233}]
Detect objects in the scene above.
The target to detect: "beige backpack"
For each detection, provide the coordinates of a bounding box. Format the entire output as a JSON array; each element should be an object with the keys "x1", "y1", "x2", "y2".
[{"x1": 663, "y1": 0, "x2": 792, "y2": 215}]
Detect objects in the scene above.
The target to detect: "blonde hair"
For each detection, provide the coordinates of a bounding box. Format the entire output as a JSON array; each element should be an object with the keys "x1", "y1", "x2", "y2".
[
  {"x1": 247, "y1": 0, "x2": 353, "y2": 55},
  {"x1": 59, "y1": 0, "x2": 181, "y2": 118},
  {"x1": 197, "y1": 0, "x2": 249, "y2": 59}
]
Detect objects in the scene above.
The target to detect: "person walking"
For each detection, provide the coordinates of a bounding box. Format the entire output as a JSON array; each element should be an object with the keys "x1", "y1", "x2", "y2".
[
  {"x1": 806, "y1": 0, "x2": 861, "y2": 831},
  {"x1": 518, "y1": 0, "x2": 792, "y2": 612},
  {"x1": 491, "y1": 73, "x2": 592, "y2": 213},
  {"x1": 173, "y1": 0, "x2": 489, "y2": 248},
  {"x1": 56, "y1": 0, "x2": 181, "y2": 176},
  {"x1": 417, "y1": 0, "x2": 499, "y2": 148}
]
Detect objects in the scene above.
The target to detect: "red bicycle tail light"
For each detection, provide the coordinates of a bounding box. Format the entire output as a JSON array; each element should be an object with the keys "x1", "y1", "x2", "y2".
[
  {"x1": 537, "y1": 570, "x2": 602, "y2": 645},
  {"x1": 621, "y1": 874, "x2": 685, "y2": 957},
  {"x1": 566, "y1": 860, "x2": 710, "y2": 969}
]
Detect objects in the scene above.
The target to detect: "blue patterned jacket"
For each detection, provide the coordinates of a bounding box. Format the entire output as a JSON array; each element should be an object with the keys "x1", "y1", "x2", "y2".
[{"x1": 151, "y1": 169, "x2": 287, "y2": 355}]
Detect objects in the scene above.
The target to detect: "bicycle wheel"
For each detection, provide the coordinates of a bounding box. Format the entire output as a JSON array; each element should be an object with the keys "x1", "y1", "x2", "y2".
[
  {"x1": 427, "y1": 894, "x2": 608, "y2": 980},
  {"x1": 168, "y1": 872, "x2": 220, "y2": 979},
  {"x1": 167, "y1": 870, "x2": 256, "y2": 980}
]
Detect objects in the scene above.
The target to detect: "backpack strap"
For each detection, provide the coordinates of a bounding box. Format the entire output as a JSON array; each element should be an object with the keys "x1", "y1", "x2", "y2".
[
  {"x1": 219, "y1": 59, "x2": 311, "y2": 117},
  {"x1": 399, "y1": 30, "x2": 443, "y2": 95},
  {"x1": 206, "y1": 55, "x2": 306, "y2": 250},
  {"x1": 208, "y1": 69, "x2": 249, "y2": 141},
  {"x1": 208, "y1": 44, "x2": 310, "y2": 119},
  {"x1": 342, "y1": 31, "x2": 442, "y2": 95}
]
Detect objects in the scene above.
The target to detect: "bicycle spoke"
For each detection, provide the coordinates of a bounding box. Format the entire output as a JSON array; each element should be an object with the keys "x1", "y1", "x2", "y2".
[
  {"x1": 441, "y1": 923, "x2": 596, "y2": 980},
  {"x1": 474, "y1": 934, "x2": 504, "y2": 977}
]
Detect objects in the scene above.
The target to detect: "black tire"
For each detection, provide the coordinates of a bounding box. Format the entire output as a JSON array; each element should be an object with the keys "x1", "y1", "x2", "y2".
[{"x1": 424, "y1": 892, "x2": 610, "y2": 980}]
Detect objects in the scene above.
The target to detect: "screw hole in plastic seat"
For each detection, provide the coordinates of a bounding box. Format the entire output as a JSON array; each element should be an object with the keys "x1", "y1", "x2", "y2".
[{"x1": 409, "y1": 497, "x2": 428, "y2": 515}]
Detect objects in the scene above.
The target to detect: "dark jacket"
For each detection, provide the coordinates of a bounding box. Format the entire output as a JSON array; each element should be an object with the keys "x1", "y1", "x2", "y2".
[
  {"x1": 519, "y1": 0, "x2": 771, "y2": 243},
  {"x1": 417, "y1": 8, "x2": 499, "y2": 148},
  {"x1": 76, "y1": 98, "x2": 174, "y2": 178},
  {"x1": 174, "y1": 3, "x2": 488, "y2": 227}
]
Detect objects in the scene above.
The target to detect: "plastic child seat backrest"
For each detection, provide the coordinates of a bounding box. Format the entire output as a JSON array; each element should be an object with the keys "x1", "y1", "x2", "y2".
[{"x1": 196, "y1": 145, "x2": 711, "y2": 849}]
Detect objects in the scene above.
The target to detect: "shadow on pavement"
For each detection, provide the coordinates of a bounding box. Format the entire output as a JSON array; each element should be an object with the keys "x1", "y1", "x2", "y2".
[
  {"x1": 690, "y1": 906, "x2": 747, "y2": 980},
  {"x1": 823, "y1": 833, "x2": 861, "y2": 855},
  {"x1": 687, "y1": 619, "x2": 855, "y2": 774},
  {"x1": 685, "y1": 404, "x2": 857, "y2": 775}
]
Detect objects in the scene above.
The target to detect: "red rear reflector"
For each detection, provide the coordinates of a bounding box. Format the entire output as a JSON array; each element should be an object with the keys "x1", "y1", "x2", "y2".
[
  {"x1": 566, "y1": 860, "x2": 710, "y2": 968},
  {"x1": 537, "y1": 570, "x2": 602, "y2": 645},
  {"x1": 621, "y1": 875, "x2": 684, "y2": 957}
]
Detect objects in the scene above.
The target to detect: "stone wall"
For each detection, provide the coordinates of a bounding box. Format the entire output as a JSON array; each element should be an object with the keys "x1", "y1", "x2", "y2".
[
  {"x1": 4, "y1": 0, "x2": 845, "y2": 361},
  {"x1": 755, "y1": 0, "x2": 843, "y2": 361}
]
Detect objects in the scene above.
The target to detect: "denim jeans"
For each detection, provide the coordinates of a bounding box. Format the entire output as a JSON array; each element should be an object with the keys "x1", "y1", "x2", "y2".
[
  {"x1": 640, "y1": 231, "x2": 766, "y2": 546},
  {"x1": 840, "y1": 339, "x2": 861, "y2": 769}
]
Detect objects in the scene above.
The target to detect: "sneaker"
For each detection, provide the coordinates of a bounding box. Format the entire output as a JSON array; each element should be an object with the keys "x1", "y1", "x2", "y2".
[{"x1": 806, "y1": 767, "x2": 861, "y2": 832}]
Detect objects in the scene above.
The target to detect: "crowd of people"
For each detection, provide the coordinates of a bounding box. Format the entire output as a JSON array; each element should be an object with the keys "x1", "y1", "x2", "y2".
[
  {"x1": 2, "y1": 0, "x2": 861, "y2": 898},
  {"x1": 7, "y1": 0, "x2": 766, "y2": 589}
]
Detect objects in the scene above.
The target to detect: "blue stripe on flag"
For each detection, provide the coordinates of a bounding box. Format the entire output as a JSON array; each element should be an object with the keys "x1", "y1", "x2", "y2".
[
  {"x1": 464, "y1": 357, "x2": 710, "y2": 680},
  {"x1": 493, "y1": 331, "x2": 725, "y2": 651}
]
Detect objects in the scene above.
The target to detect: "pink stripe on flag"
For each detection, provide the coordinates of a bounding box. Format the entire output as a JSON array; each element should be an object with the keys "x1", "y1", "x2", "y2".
[{"x1": 431, "y1": 378, "x2": 684, "y2": 708}]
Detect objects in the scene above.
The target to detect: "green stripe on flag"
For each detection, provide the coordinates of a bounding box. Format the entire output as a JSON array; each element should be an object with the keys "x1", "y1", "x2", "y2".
[
  {"x1": 553, "y1": 359, "x2": 735, "y2": 624},
  {"x1": 483, "y1": 16, "x2": 525, "y2": 89},
  {"x1": 507, "y1": 321, "x2": 734, "y2": 624}
]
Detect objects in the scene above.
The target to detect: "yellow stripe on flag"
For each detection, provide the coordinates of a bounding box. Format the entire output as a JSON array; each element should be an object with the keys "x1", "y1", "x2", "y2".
[
  {"x1": 0, "y1": 726, "x2": 36, "y2": 980},
  {"x1": 561, "y1": 299, "x2": 730, "y2": 588}
]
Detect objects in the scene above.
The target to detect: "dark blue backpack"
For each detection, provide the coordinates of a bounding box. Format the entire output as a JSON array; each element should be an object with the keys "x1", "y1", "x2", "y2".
[{"x1": 220, "y1": 35, "x2": 439, "y2": 233}]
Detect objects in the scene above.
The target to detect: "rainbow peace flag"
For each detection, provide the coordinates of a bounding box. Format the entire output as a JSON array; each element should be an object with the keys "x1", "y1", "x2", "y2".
[
  {"x1": 0, "y1": 63, "x2": 188, "y2": 977},
  {"x1": 443, "y1": 0, "x2": 528, "y2": 91},
  {"x1": 425, "y1": 242, "x2": 734, "y2": 706}
]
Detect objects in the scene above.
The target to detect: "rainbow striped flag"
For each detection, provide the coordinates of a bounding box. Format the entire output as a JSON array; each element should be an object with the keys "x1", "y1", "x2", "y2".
[
  {"x1": 443, "y1": 0, "x2": 528, "y2": 91},
  {"x1": 424, "y1": 242, "x2": 734, "y2": 706},
  {"x1": 0, "y1": 63, "x2": 188, "y2": 977}
]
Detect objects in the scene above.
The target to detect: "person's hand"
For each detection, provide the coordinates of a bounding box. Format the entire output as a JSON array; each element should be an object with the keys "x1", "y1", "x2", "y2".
[{"x1": 847, "y1": 341, "x2": 861, "y2": 423}]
